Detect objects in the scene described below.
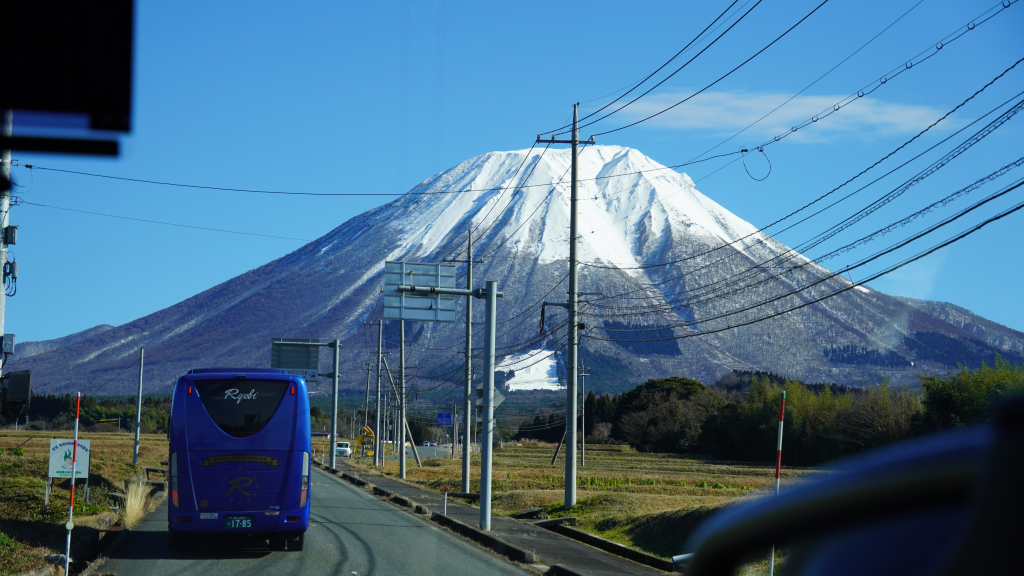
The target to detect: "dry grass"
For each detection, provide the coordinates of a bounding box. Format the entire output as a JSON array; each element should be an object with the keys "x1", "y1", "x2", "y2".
[
  {"x1": 0, "y1": 430, "x2": 168, "y2": 574},
  {"x1": 120, "y1": 480, "x2": 148, "y2": 529},
  {"x1": 348, "y1": 442, "x2": 821, "y2": 559}
]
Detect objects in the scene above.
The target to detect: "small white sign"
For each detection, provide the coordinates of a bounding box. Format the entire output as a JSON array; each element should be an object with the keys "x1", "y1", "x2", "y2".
[
  {"x1": 48, "y1": 439, "x2": 90, "y2": 479},
  {"x1": 200, "y1": 512, "x2": 219, "y2": 519},
  {"x1": 284, "y1": 368, "x2": 318, "y2": 382}
]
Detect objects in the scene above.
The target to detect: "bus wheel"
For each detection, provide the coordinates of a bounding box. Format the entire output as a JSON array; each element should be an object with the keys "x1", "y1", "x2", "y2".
[
  {"x1": 268, "y1": 535, "x2": 286, "y2": 551},
  {"x1": 287, "y1": 533, "x2": 304, "y2": 551}
]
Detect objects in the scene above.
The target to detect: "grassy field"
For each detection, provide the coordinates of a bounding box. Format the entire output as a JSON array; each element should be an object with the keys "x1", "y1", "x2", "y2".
[
  {"x1": 349, "y1": 440, "x2": 819, "y2": 561},
  {"x1": 0, "y1": 430, "x2": 168, "y2": 576}
]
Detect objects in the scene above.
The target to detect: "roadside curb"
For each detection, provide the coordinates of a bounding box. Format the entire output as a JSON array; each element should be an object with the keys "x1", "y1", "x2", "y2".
[
  {"x1": 548, "y1": 524, "x2": 673, "y2": 572},
  {"x1": 341, "y1": 472, "x2": 367, "y2": 486},
  {"x1": 430, "y1": 512, "x2": 537, "y2": 564},
  {"x1": 545, "y1": 564, "x2": 589, "y2": 576},
  {"x1": 371, "y1": 486, "x2": 417, "y2": 510}
]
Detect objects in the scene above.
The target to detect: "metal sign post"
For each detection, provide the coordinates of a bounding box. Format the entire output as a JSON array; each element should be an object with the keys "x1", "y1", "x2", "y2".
[
  {"x1": 383, "y1": 260, "x2": 456, "y2": 480},
  {"x1": 270, "y1": 338, "x2": 339, "y2": 467},
  {"x1": 395, "y1": 280, "x2": 502, "y2": 531}
]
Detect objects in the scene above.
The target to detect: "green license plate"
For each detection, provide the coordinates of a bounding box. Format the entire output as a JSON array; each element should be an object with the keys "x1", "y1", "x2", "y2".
[{"x1": 225, "y1": 515, "x2": 253, "y2": 529}]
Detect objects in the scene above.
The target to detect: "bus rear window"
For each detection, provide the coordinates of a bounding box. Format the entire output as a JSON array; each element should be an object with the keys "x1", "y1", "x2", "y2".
[{"x1": 193, "y1": 379, "x2": 290, "y2": 437}]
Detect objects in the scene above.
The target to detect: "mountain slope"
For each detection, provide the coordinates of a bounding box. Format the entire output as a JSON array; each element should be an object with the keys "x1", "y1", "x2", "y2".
[{"x1": 10, "y1": 146, "x2": 1023, "y2": 396}]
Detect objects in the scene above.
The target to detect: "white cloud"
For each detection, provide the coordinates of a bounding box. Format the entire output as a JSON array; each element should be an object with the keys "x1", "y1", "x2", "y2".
[{"x1": 611, "y1": 90, "x2": 947, "y2": 142}]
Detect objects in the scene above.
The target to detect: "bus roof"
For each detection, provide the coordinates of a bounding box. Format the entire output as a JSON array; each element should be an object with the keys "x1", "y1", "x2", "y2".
[{"x1": 187, "y1": 368, "x2": 290, "y2": 375}]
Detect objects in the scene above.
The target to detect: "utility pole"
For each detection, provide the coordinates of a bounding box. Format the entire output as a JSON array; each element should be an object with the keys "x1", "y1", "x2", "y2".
[
  {"x1": 463, "y1": 230, "x2": 474, "y2": 492},
  {"x1": 399, "y1": 320, "x2": 407, "y2": 479},
  {"x1": 375, "y1": 321, "x2": 383, "y2": 466},
  {"x1": 383, "y1": 391, "x2": 389, "y2": 456},
  {"x1": 580, "y1": 365, "x2": 590, "y2": 468},
  {"x1": 0, "y1": 110, "x2": 12, "y2": 379},
  {"x1": 362, "y1": 359, "x2": 371, "y2": 430},
  {"x1": 479, "y1": 280, "x2": 499, "y2": 531},
  {"x1": 538, "y1": 104, "x2": 593, "y2": 510},
  {"x1": 396, "y1": 279, "x2": 502, "y2": 531},
  {"x1": 133, "y1": 348, "x2": 144, "y2": 465},
  {"x1": 329, "y1": 340, "x2": 340, "y2": 470}
]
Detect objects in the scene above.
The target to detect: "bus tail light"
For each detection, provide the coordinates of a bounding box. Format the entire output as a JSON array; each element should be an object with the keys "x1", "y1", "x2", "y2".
[
  {"x1": 170, "y1": 452, "x2": 179, "y2": 508},
  {"x1": 299, "y1": 451, "x2": 309, "y2": 507},
  {"x1": 290, "y1": 384, "x2": 295, "y2": 395}
]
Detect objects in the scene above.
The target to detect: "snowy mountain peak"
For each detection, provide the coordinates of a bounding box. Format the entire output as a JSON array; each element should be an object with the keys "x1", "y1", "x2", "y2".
[
  {"x1": 384, "y1": 145, "x2": 763, "y2": 268},
  {"x1": 14, "y1": 146, "x2": 1024, "y2": 395}
]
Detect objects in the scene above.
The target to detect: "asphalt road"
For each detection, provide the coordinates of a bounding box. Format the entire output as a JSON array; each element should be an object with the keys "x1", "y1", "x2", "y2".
[{"x1": 94, "y1": 467, "x2": 531, "y2": 576}]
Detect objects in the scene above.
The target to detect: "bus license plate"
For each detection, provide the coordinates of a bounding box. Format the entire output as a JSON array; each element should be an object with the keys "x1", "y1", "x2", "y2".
[{"x1": 225, "y1": 515, "x2": 253, "y2": 529}]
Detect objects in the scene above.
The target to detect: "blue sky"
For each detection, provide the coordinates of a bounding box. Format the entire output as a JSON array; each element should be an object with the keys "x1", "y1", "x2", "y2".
[{"x1": 8, "y1": 0, "x2": 1024, "y2": 343}]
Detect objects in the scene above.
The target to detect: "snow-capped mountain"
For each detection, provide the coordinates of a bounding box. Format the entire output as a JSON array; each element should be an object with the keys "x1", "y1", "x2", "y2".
[{"x1": 11, "y1": 146, "x2": 1024, "y2": 396}]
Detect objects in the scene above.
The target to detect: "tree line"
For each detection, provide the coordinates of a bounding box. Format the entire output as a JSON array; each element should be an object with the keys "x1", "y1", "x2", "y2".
[
  {"x1": 5, "y1": 393, "x2": 171, "y2": 433},
  {"x1": 516, "y1": 357, "x2": 1024, "y2": 466}
]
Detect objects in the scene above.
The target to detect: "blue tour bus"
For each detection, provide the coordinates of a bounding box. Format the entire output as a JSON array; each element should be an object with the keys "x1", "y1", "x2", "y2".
[{"x1": 167, "y1": 368, "x2": 311, "y2": 551}]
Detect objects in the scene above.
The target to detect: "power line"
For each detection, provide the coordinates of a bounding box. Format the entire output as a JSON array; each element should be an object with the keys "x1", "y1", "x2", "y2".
[
  {"x1": 589, "y1": 163, "x2": 1024, "y2": 322},
  {"x1": 587, "y1": 0, "x2": 1016, "y2": 138},
  {"x1": 684, "y1": 0, "x2": 927, "y2": 164},
  {"x1": 17, "y1": 200, "x2": 312, "y2": 241},
  {"x1": 539, "y1": 0, "x2": 747, "y2": 135},
  {"x1": 20, "y1": 165, "x2": 479, "y2": 197},
  {"x1": 580, "y1": 81, "x2": 1024, "y2": 309},
  {"x1": 587, "y1": 188, "x2": 1024, "y2": 342},
  {"x1": 586, "y1": 0, "x2": 833, "y2": 137}
]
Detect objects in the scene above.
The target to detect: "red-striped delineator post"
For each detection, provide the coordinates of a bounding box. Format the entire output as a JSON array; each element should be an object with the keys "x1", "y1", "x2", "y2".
[
  {"x1": 64, "y1": 392, "x2": 82, "y2": 575},
  {"x1": 768, "y1": 391, "x2": 786, "y2": 576}
]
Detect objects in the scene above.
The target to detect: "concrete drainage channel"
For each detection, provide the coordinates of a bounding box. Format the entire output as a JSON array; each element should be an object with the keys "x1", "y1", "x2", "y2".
[{"x1": 316, "y1": 462, "x2": 675, "y2": 574}]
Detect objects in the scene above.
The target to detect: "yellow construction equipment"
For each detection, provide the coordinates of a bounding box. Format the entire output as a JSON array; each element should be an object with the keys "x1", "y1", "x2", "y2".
[{"x1": 356, "y1": 426, "x2": 375, "y2": 457}]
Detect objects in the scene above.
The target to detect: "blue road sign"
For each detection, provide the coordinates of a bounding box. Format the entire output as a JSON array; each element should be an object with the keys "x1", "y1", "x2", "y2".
[{"x1": 436, "y1": 413, "x2": 464, "y2": 425}]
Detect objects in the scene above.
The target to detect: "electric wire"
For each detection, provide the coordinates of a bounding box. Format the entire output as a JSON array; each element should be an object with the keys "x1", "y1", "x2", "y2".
[
  {"x1": 581, "y1": 84, "x2": 1024, "y2": 311},
  {"x1": 588, "y1": 188, "x2": 1024, "y2": 342},
  {"x1": 582, "y1": 61, "x2": 1024, "y2": 273},
  {"x1": 583, "y1": 0, "x2": 833, "y2": 137},
  {"x1": 685, "y1": 0, "x2": 927, "y2": 165},
  {"x1": 539, "y1": 0, "x2": 746, "y2": 135},
  {"x1": 589, "y1": 161, "x2": 1024, "y2": 322},
  {"x1": 18, "y1": 200, "x2": 312, "y2": 242}
]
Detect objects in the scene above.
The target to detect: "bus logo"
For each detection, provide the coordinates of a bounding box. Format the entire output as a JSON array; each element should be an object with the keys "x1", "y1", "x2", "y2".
[
  {"x1": 225, "y1": 476, "x2": 255, "y2": 497},
  {"x1": 224, "y1": 388, "x2": 259, "y2": 403}
]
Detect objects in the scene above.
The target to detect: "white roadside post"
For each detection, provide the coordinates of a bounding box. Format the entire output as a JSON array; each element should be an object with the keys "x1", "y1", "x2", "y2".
[
  {"x1": 769, "y1": 391, "x2": 787, "y2": 576},
  {"x1": 133, "y1": 348, "x2": 144, "y2": 465},
  {"x1": 64, "y1": 393, "x2": 82, "y2": 575}
]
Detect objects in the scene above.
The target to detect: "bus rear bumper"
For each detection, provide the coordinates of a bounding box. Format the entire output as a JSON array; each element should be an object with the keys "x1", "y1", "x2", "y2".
[{"x1": 169, "y1": 507, "x2": 310, "y2": 533}]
